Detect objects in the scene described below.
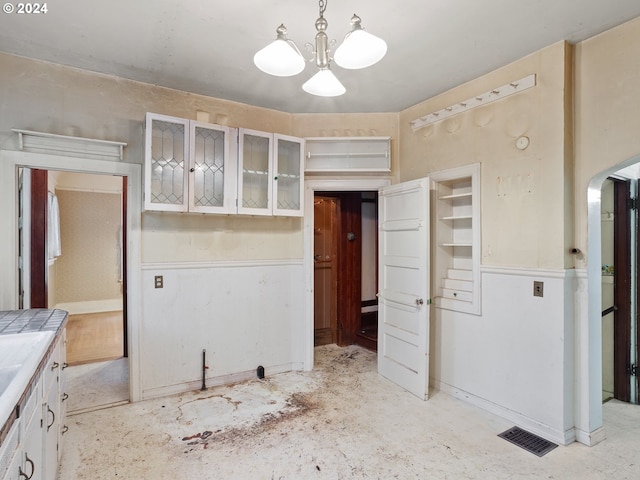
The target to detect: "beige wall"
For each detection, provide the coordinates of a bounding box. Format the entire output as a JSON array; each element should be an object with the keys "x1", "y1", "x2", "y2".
[
  {"x1": 574, "y1": 16, "x2": 640, "y2": 266},
  {"x1": 0, "y1": 52, "x2": 304, "y2": 263},
  {"x1": 55, "y1": 189, "x2": 122, "y2": 303},
  {"x1": 4, "y1": 13, "x2": 640, "y2": 268},
  {"x1": 399, "y1": 42, "x2": 573, "y2": 269}
]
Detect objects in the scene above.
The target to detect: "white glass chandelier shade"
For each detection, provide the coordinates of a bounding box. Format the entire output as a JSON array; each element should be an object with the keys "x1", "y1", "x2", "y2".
[
  {"x1": 302, "y1": 68, "x2": 346, "y2": 97},
  {"x1": 334, "y1": 20, "x2": 387, "y2": 69},
  {"x1": 253, "y1": 25, "x2": 305, "y2": 77}
]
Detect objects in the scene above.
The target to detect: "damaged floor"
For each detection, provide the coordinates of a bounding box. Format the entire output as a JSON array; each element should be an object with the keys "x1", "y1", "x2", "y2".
[{"x1": 59, "y1": 345, "x2": 640, "y2": 479}]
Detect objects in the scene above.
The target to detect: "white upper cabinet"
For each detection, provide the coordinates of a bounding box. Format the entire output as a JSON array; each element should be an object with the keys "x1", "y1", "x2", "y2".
[
  {"x1": 273, "y1": 134, "x2": 304, "y2": 217},
  {"x1": 188, "y1": 121, "x2": 235, "y2": 214},
  {"x1": 144, "y1": 113, "x2": 234, "y2": 214},
  {"x1": 238, "y1": 128, "x2": 304, "y2": 217}
]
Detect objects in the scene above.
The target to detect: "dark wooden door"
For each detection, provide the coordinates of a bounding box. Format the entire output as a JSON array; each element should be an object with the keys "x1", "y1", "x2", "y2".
[
  {"x1": 613, "y1": 178, "x2": 632, "y2": 402},
  {"x1": 30, "y1": 168, "x2": 48, "y2": 308},
  {"x1": 314, "y1": 192, "x2": 363, "y2": 346},
  {"x1": 313, "y1": 196, "x2": 339, "y2": 346}
]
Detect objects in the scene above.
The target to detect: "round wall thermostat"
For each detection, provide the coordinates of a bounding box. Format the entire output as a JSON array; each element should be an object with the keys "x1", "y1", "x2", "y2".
[{"x1": 516, "y1": 136, "x2": 530, "y2": 150}]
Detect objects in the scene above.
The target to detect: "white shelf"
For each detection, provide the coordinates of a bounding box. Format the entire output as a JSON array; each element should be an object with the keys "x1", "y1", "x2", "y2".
[
  {"x1": 304, "y1": 136, "x2": 391, "y2": 173},
  {"x1": 431, "y1": 163, "x2": 481, "y2": 315},
  {"x1": 13, "y1": 128, "x2": 127, "y2": 161},
  {"x1": 439, "y1": 192, "x2": 472, "y2": 200}
]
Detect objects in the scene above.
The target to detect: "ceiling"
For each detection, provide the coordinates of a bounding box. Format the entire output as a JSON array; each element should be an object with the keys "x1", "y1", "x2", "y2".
[{"x1": 1, "y1": 0, "x2": 640, "y2": 114}]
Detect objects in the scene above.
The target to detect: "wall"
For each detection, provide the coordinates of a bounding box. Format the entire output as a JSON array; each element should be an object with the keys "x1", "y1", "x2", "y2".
[
  {"x1": 48, "y1": 172, "x2": 124, "y2": 313},
  {"x1": 574, "y1": 16, "x2": 640, "y2": 260},
  {"x1": 573, "y1": 15, "x2": 640, "y2": 443},
  {"x1": 0, "y1": 52, "x2": 308, "y2": 399},
  {"x1": 55, "y1": 190, "x2": 121, "y2": 306},
  {"x1": 398, "y1": 42, "x2": 576, "y2": 444},
  {"x1": 3, "y1": 14, "x2": 640, "y2": 439},
  {"x1": 400, "y1": 42, "x2": 573, "y2": 270}
]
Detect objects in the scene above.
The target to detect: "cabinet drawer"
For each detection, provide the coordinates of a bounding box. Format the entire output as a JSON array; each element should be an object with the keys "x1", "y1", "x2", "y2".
[
  {"x1": 21, "y1": 379, "x2": 41, "y2": 432},
  {"x1": 0, "y1": 420, "x2": 19, "y2": 478},
  {"x1": 441, "y1": 288, "x2": 473, "y2": 302}
]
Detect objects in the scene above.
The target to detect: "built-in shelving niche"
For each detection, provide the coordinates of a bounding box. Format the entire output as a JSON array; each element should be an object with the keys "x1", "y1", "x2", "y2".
[{"x1": 431, "y1": 163, "x2": 481, "y2": 315}]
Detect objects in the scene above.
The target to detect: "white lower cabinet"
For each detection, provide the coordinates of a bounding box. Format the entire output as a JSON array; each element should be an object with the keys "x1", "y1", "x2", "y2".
[
  {"x1": 0, "y1": 421, "x2": 20, "y2": 480},
  {"x1": 0, "y1": 329, "x2": 66, "y2": 480},
  {"x1": 20, "y1": 378, "x2": 43, "y2": 480},
  {"x1": 43, "y1": 331, "x2": 64, "y2": 480}
]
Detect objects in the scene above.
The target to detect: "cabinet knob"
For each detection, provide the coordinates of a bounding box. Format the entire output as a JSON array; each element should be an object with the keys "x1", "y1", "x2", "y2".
[
  {"x1": 51, "y1": 361, "x2": 59, "y2": 371},
  {"x1": 190, "y1": 167, "x2": 195, "y2": 172}
]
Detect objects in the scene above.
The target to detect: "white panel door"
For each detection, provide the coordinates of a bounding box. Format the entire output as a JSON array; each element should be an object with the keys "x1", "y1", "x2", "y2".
[{"x1": 378, "y1": 178, "x2": 430, "y2": 399}]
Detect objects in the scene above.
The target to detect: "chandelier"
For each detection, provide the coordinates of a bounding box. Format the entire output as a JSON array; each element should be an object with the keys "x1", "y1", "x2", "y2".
[{"x1": 253, "y1": 0, "x2": 387, "y2": 97}]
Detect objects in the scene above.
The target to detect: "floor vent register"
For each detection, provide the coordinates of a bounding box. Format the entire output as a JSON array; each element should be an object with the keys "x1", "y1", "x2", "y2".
[{"x1": 498, "y1": 426, "x2": 558, "y2": 457}]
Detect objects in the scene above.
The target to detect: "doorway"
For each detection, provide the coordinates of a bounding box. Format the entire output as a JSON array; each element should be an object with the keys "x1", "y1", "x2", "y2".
[
  {"x1": 304, "y1": 178, "x2": 390, "y2": 368},
  {"x1": 1, "y1": 150, "x2": 142, "y2": 404},
  {"x1": 19, "y1": 168, "x2": 130, "y2": 412},
  {"x1": 312, "y1": 190, "x2": 380, "y2": 350},
  {"x1": 314, "y1": 191, "x2": 377, "y2": 350}
]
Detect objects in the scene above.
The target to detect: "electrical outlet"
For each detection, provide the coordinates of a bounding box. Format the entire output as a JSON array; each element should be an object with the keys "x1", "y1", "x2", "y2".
[
  {"x1": 154, "y1": 275, "x2": 163, "y2": 288},
  {"x1": 533, "y1": 281, "x2": 543, "y2": 297}
]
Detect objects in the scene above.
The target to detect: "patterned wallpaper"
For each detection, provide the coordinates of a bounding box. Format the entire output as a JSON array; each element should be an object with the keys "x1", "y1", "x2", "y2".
[{"x1": 55, "y1": 190, "x2": 122, "y2": 303}]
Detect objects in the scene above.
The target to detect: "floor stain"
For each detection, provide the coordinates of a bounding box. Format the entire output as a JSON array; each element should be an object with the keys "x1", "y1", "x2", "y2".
[{"x1": 180, "y1": 392, "x2": 315, "y2": 451}]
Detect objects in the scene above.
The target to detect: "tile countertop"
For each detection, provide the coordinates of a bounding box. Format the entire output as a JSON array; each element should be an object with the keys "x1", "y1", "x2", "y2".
[
  {"x1": 0, "y1": 309, "x2": 68, "y2": 334},
  {"x1": 0, "y1": 309, "x2": 68, "y2": 448}
]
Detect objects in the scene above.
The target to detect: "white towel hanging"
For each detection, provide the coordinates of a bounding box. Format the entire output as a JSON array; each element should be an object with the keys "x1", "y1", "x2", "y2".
[{"x1": 48, "y1": 191, "x2": 61, "y2": 259}]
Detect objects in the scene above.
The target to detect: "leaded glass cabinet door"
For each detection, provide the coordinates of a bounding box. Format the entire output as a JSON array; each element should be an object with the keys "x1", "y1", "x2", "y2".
[
  {"x1": 188, "y1": 121, "x2": 235, "y2": 214},
  {"x1": 273, "y1": 134, "x2": 304, "y2": 217},
  {"x1": 238, "y1": 128, "x2": 273, "y2": 216},
  {"x1": 144, "y1": 113, "x2": 189, "y2": 212}
]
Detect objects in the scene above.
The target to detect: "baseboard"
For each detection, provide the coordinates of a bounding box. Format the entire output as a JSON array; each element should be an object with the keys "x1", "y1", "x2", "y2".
[
  {"x1": 433, "y1": 378, "x2": 576, "y2": 446},
  {"x1": 141, "y1": 363, "x2": 296, "y2": 401},
  {"x1": 574, "y1": 426, "x2": 607, "y2": 446},
  {"x1": 55, "y1": 298, "x2": 122, "y2": 315}
]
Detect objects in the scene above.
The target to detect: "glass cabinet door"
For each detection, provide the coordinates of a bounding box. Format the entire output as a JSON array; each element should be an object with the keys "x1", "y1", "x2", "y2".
[
  {"x1": 145, "y1": 113, "x2": 189, "y2": 212},
  {"x1": 238, "y1": 128, "x2": 273, "y2": 215},
  {"x1": 273, "y1": 134, "x2": 304, "y2": 217},
  {"x1": 189, "y1": 122, "x2": 234, "y2": 214}
]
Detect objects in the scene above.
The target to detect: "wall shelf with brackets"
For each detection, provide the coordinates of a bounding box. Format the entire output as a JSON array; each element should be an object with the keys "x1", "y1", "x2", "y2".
[{"x1": 304, "y1": 136, "x2": 390, "y2": 172}]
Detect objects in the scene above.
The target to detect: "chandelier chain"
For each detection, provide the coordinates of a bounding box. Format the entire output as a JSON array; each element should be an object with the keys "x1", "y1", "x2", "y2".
[{"x1": 318, "y1": 0, "x2": 327, "y2": 17}]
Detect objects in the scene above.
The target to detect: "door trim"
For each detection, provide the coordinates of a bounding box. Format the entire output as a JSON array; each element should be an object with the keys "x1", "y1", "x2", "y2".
[
  {"x1": 0, "y1": 149, "x2": 142, "y2": 402},
  {"x1": 303, "y1": 177, "x2": 391, "y2": 370}
]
